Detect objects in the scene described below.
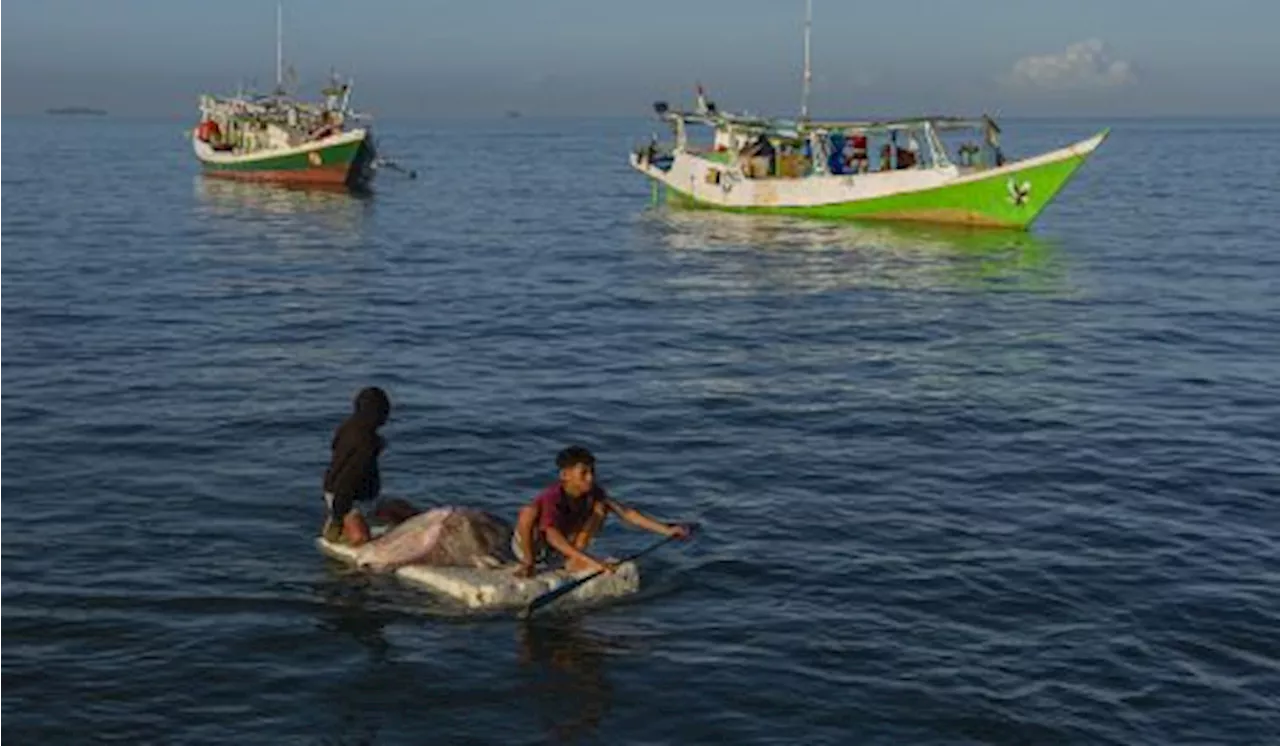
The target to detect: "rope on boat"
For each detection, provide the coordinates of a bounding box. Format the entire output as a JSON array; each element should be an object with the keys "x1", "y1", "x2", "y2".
[{"x1": 373, "y1": 157, "x2": 417, "y2": 179}]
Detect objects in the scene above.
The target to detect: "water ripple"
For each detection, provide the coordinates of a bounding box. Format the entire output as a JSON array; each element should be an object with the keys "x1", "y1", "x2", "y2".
[{"x1": 3, "y1": 117, "x2": 1278, "y2": 744}]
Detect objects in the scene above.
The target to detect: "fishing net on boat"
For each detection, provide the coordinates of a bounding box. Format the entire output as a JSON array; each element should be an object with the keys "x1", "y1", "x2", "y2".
[{"x1": 354, "y1": 507, "x2": 514, "y2": 572}]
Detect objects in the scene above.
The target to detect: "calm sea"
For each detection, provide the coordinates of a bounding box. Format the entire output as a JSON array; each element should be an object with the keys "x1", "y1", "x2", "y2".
[{"x1": 3, "y1": 116, "x2": 1278, "y2": 744}]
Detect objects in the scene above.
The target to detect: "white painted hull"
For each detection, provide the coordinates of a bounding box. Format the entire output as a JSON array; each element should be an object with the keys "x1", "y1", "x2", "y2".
[{"x1": 631, "y1": 131, "x2": 1107, "y2": 210}]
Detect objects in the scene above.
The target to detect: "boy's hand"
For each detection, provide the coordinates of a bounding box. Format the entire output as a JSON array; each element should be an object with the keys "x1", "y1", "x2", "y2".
[
  {"x1": 595, "y1": 559, "x2": 618, "y2": 575},
  {"x1": 514, "y1": 562, "x2": 537, "y2": 579},
  {"x1": 667, "y1": 523, "x2": 693, "y2": 540}
]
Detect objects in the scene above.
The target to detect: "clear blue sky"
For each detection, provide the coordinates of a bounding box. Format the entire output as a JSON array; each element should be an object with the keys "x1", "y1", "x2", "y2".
[{"x1": 4, "y1": 0, "x2": 1278, "y2": 118}]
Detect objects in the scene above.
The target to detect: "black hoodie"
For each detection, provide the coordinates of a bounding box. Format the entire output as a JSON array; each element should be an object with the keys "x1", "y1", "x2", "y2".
[{"x1": 323, "y1": 387, "x2": 390, "y2": 517}]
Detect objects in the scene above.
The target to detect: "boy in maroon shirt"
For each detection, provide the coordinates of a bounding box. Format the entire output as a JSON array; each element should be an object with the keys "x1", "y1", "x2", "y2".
[{"x1": 513, "y1": 445, "x2": 690, "y2": 577}]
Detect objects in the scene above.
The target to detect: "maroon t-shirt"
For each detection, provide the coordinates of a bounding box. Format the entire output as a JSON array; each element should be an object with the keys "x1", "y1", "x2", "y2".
[{"x1": 533, "y1": 482, "x2": 607, "y2": 538}]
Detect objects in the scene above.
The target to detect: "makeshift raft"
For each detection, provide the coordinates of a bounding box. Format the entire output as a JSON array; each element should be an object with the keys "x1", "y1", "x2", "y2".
[{"x1": 315, "y1": 535, "x2": 641, "y2": 610}]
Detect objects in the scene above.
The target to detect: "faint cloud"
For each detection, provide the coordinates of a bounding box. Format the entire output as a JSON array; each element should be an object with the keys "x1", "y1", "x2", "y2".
[{"x1": 1005, "y1": 39, "x2": 1136, "y2": 90}]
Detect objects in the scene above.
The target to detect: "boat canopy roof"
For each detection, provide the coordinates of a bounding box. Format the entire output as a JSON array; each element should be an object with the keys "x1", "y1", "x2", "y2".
[
  {"x1": 199, "y1": 89, "x2": 369, "y2": 125},
  {"x1": 654, "y1": 106, "x2": 1000, "y2": 137},
  {"x1": 200, "y1": 74, "x2": 361, "y2": 123}
]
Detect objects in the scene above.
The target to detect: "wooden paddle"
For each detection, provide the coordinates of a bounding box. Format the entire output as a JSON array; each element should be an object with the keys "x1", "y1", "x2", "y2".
[{"x1": 517, "y1": 525, "x2": 695, "y2": 620}]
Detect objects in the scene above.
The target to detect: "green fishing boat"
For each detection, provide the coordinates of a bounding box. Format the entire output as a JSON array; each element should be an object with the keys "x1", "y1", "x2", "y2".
[
  {"x1": 191, "y1": 4, "x2": 377, "y2": 189},
  {"x1": 631, "y1": 2, "x2": 1106, "y2": 230}
]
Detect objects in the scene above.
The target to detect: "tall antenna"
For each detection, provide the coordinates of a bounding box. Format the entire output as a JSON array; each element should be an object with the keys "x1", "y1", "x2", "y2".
[
  {"x1": 800, "y1": 0, "x2": 812, "y2": 120},
  {"x1": 276, "y1": 2, "x2": 284, "y2": 90}
]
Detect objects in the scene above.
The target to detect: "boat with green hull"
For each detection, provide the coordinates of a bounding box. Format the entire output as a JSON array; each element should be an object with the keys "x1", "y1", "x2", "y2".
[
  {"x1": 631, "y1": 2, "x2": 1106, "y2": 230},
  {"x1": 635, "y1": 113, "x2": 1106, "y2": 230},
  {"x1": 191, "y1": 4, "x2": 377, "y2": 189},
  {"x1": 193, "y1": 111, "x2": 376, "y2": 189}
]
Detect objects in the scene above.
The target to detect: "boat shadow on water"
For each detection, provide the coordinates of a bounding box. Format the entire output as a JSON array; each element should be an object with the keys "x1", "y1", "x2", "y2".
[
  {"x1": 193, "y1": 177, "x2": 374, "y2": 249},
  {"x1": 643, "y1": 208, "x2": 1074, "y2": 297},
  {"x1": 194, "y1": 175, "x2": 374, "y2": 211}
]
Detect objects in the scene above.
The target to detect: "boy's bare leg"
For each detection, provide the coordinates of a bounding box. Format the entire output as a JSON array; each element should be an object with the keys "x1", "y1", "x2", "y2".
[
  {"x1": 342, "y1": 511, "x2": 371, "y2": 546},
  {"x1": 564, "y1": 505, "x2": 609, "y2": 572},
  {"x1": 514, "y1": 505, "x2": 539, "y2": 577}
]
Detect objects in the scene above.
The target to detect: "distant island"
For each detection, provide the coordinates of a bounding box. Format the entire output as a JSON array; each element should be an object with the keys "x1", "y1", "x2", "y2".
[
  {"x1": 505, "y1": 110, "x2": 522, "y2": 119},
  {"x1": 46, "y1": 106, "x2": 108, "y2": 116}
]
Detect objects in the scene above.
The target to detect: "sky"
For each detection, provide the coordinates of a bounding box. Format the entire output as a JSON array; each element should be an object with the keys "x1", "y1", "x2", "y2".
[{"x1": 4, "y1": 0, "x2": 1279, "y2": 119}]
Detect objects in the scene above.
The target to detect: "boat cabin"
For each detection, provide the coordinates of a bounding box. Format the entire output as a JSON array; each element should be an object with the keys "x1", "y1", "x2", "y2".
[
  {"x1": 195, "y1": 82, "x2": 355, "y2": 156},
  {"x1": 642, "y1": 105, "x2": 1007, "y2": 180}
]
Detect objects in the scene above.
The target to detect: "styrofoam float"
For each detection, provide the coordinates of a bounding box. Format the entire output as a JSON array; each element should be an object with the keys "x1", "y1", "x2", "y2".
[{"x1": 315, "y1": 534, "x2": 641, "y2": 610}]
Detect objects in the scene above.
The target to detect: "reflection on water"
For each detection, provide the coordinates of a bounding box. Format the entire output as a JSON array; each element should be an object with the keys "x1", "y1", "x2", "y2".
[
  {"x1": 309, "y1": 570, "x2": 393, "y2": 746},
  {"x1": 518, "y1": 620, "x2": 627, "y2": 743},
  {"x1": 193, "y1": 177, "x2": 372, "y2": 250},
  {"x1": 645, "y1": 209, "x2": 1072, "y2": 296},
  {"x1": 312, "y1": 566, "x2": 395, "y2": 660},
  {"x1": 640, "y1": 209, "x2": 1080, "y2": 411}
]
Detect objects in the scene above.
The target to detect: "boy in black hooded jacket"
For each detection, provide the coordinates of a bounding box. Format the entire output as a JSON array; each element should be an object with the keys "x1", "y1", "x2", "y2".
[{"x1": 322, "y1": 386, "x2": 391, "y2": 544}]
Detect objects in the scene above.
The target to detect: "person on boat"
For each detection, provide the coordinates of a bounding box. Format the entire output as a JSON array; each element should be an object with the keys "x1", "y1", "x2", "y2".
[
  {"x1": 897, "y1": 132, "x2": 920, "y2": 169},
  {"x1": 827, "y1": 133, "x2": 847, "y2": 175},
  {"x1": 512, "y1": 445, "x2": 691, "y2": 578},
  {"x1": 984, "y1": 121, "x2": 1006, "y2": 167},
  {"x1": 879, "y1": 142, "x2": 894, "y2": 172},
  {"x1": 849, "y1": 130, "x2": 870, "y2": 173},
  {"x1": 310, "y1": 111, "x2": 342, "y2": 141},
  {"x1": 322, "y1": 386, "x2": 394, "y2": 545},
  {"x1": 743, "y1": 135, "x2": 776, "y2": 179}
]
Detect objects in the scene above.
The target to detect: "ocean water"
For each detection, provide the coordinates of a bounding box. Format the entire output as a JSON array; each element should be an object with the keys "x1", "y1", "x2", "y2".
[{"x1": 3, "y1": 116, "x2": 1278, "y2": 744}]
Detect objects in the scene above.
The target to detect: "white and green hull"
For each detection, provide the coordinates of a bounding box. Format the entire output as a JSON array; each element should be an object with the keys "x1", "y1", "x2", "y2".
[
  {"x1": 632, "y1": 130, "x2": 1108, "y2": 230},
  {"x1": 193, "y1": 129, "x2": 376, "y2": 189}
]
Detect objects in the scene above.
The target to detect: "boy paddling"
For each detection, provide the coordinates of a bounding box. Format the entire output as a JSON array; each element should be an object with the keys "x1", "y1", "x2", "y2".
[{"x1": 513, "y1": 445, "x2": 691, "y2": 578}]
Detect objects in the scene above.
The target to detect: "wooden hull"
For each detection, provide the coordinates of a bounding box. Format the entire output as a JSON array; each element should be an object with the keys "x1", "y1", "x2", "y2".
[{"x1": 194, "y1": 129, "x2": 376, "y2": 189}]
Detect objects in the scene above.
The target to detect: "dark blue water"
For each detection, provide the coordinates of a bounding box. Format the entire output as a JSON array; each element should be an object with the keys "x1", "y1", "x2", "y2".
[{"x1": 4, "y1": 116, "x2": 1279, "y2": 744}]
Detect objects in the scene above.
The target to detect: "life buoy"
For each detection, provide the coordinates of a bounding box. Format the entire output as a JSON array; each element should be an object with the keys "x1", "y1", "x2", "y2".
[{"x1": 196, "y1": 119, "x2": 221, "y2": 143}]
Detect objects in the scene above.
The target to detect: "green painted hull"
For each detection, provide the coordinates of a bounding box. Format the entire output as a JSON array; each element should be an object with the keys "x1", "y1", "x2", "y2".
[
  {"x1": 199, "y1": 136, "x2": 375, "y2": 188},
  {"x1": 663, "y1": 130, "x2": 1106, "y2": 230}
]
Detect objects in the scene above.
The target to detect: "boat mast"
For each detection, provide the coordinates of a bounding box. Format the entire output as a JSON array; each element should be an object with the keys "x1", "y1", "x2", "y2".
[
  {"x1": 275, "y1": 2, "x2": 284, "y2": 91},
  {"x1": 800, "y1": 0, "x2": 812, "y2": 121}
]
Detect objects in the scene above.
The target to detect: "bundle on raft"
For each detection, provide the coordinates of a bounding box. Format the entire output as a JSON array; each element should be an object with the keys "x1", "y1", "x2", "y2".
[{"x1": 316, "y1": 506, "x2": 640, "y2": 610}]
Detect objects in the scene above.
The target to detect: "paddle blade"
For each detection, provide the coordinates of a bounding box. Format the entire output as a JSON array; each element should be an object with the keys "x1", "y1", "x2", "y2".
[
  {"x1": 516, "y1": 531, "x2": 687, "y2": 619},
  {"x1": 519, "y1": 570, "x2": 601, "y2": 619}
]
